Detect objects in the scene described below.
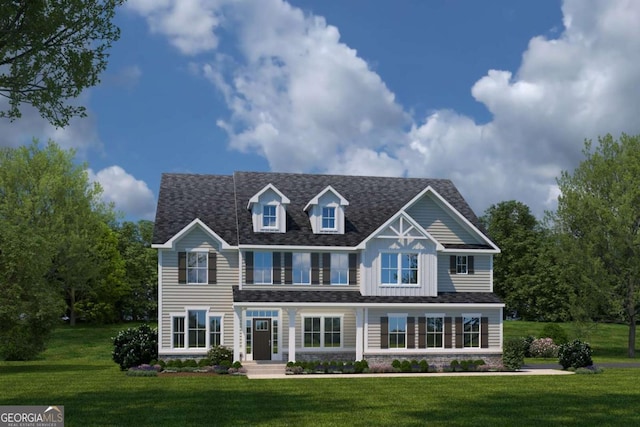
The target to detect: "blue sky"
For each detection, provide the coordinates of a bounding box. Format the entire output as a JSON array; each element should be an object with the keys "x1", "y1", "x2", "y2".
[{"x1": 3, "y1": 0, "x2": 640, "y2": 221}]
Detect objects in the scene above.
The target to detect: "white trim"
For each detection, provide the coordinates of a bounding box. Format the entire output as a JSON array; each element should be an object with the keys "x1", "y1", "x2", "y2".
[
  {"x1": 424, "y1": 314, "x2": 446, "y2": 349},
  {"x1": 239, "y1": 244, "x2": 360, "y2": 251},
  {"x1": 303, "y1": 185, "x2": 349, "y2": 211},
  {"x1": 157, "y1": 250, "x2": 163, "y2": 350},
  {"x1": 233, "y1": 302, "x2": 505, "y2": 309},
  {"x1": 359, "y1": 212, "x2": 444, "y2": 251},
  {"x1": 247, "y1": 183, "x2": 290, "y2": 209},
  {"x1": 441, "y1": 248, "x2": 500, "y2": 254},
  {"x1": 301, "y1": 314, "x2": 344, "y2": 350},
  {"x1": 461, "y1": 313, "x2": 482, "y2": 349},
  {"x1": 379, "y1": 251, "x2": 420, "y2": 286},
  {"x1": 152, "y1": 218, "x2": 234, "y2": 250}
]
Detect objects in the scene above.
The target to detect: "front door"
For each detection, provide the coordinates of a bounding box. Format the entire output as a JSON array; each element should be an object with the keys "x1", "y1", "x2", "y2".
[{"x1": 253, "y1": 318, "x2": 271, "y2": 360}]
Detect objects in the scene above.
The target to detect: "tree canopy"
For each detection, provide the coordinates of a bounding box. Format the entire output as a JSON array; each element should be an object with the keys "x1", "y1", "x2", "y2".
[
  {"x1": 0, "y1": 0, "x2": 124, "y2": 127},
  {"x1": 554, "y1": 133, "x2": 640, "y2": 357}
]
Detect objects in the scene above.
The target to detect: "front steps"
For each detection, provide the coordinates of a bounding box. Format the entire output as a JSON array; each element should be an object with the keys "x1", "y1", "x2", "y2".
[{"x1": 243, "y1": 361, "x2": 287, "y2": 378}]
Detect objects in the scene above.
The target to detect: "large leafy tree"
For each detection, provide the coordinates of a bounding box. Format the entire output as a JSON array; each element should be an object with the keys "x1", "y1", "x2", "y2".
[
  {"x1": 555, "y1": 134, "x2": 640, "y2": 357},
  {"x1": 0, "y1": 141, "x2": 114, "y2": 359},
  {"x1": 0, "y1": 0, "x2": 123, "y2": 127}
]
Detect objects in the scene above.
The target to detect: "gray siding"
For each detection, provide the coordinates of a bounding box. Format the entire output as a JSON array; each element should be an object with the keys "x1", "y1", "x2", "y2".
[
  {"x1": 160, "y1": 227, "x2": 238, "y2": 350},
  {"x1": 437, "y1": 254, "x2": 492, "y2": 292},
  {"x1": 406, "y1": 195, "x2": 484, "y2": 245}
]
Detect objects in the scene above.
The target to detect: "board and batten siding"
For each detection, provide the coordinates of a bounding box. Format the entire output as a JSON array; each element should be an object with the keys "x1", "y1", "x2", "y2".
[
  {"x1": 366, "y1": 307, "x2": 502, "y2": 350},
  {"x1": 160, "y1": 227, "x2": 239, "y2": 349},
  {"x1": 361, "y1": 238, "x2": 437, "y2": 297},
  {"x1": 437, "y1": 254, "x2": 492, "y2": 292},
  {"x1": 406, "y1": 195, "x2": 484, "y2": 245}
]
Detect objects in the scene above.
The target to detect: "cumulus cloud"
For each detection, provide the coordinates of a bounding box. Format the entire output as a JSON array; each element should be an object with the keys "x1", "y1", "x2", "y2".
[
  {"x1": 89, "y1": 166, "x2": 156, "y2": 220},
  {"x1": 130, "y1": 0, "x2": 640, "y2": 217}
]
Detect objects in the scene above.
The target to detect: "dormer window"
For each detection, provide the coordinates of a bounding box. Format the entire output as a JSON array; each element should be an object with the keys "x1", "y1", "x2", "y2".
[
  {"x1": 321, "y1": 207, "x2": 336, "y2": 230},
  {"x1": 248, "y1": 184, "x2": 290, "y2": 233},
  {"x1": 304, "y1": 185, "x2": 349, "y2": 234}
]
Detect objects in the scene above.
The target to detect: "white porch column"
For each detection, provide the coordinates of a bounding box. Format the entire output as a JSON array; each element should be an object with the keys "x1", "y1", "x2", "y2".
[
  {"x1": 287, "y1": 308, "x2": 297, "y2": 362},
  {"x1": 233, "y1": 306, "x2": 242, "y2": 362},
  {"x1": 355, "y1": 308, "x2": 364, "y2": 360}
]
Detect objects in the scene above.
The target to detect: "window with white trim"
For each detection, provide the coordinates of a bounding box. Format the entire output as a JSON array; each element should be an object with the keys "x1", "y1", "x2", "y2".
[
  {"x1": 330, "y1": 253, "x2": 348, "y2": 285},
  {"x1": 426, "y1": 316, "x2": 444, "y2": 348},
  {"x1": 188, "y1": 310, "x2": 207, "y2": 348},
  {"x1": 262, "y1": 205, "x2": 277, "y2": 229},
  {"x1": 303, "y1": 316, "x2": 342, "y2": 348},
  {"x1": 463, "y1": 315, "x2": 480, "y2": 348},
  {"x1": 173, "y1": 316, "x2": 185, "y2": 348},
  {"x1": 456, "y1": 256, "x2": 468, "y2": 274},
  {"x1": 254, "y1": 251, "x2": 273, "y2": 284},
  {"x1": 293, "y1": 253, "x2": 311, "y2": 284},
  {"x1": 381, "y1": 253, "x2": 418, "y2": 285},
  {"x1": 187, "y1": 252, "x2": 208, "y2": 284},
  {"x1": 321, "y1": 206, "x2": 336, "y2": 230},
  {"x1": 209, "y1": 316, "x2": 222, "y2": 347},
  {"x1": 388, "y1": 315, "x2": 407, "y2": 348}
]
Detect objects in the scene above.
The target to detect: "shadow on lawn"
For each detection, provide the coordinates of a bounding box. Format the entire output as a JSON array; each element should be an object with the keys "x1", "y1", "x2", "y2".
[{"x1": 0, "y1": 364, "x2": 107, "y2": 374}]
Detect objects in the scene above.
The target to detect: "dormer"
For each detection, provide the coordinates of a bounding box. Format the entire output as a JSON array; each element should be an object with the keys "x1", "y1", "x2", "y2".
[
  {"x1": 304, "y1": 185, "x2": 349, "y2": 234},
  {"x1": 247, "y1": 184, "x2": 290, "y2": 233}
]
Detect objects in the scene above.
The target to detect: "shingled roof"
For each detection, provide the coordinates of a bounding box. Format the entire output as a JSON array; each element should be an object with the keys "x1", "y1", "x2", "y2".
[{"x1": 152, "y1": 171, "x2": 488, "y2": 247}]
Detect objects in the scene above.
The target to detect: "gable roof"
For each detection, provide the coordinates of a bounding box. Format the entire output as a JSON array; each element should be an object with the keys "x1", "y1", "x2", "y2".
[{"x1": 152, "y1": 171, "x2": 493, "y2": 248}]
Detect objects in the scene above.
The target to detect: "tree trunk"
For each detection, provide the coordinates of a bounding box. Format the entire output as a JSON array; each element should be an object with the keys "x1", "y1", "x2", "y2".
[
  {"x1": 69, "y1": 288, "x2": 76, "y2": 327},
  {"x1": 629, "y1": 314, "x2": 636, "y2": 358},
  {"x1": 628, "y1": 278, "x2": 636, "y2": 358}
]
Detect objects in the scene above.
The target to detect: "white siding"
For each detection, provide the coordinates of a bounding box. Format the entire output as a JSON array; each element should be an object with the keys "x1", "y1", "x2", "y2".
[
  {"x1": 437, "y1": 254, "x2": 492, "y2": 292},
  {"x1": 406, "y1": 195, "x2": 484, "y2": 245}
]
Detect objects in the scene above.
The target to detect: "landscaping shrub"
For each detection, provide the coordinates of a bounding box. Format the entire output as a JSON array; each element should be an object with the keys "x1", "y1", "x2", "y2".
[
  {"x1": 111, "y1": 324, "x2": 158, "y2": 371},
  {"x1": 522, "y1": 335, "x2": 535, "y2": 357},
  {"x1": 529, "y1": 338, "x2": 559, "y2": 358},
  {"x1": 198, "y1": 358, "x2": 211, "y2": 367},
  {"x1": 207, "y1": 345, "x2": 233, "y2": 365},
  {"x1": 183, "y1": 359, "x2": 198, "y2": 368},
  {"x1": 232, "y1": 361, "x2": 243, "y2": 369},
  {"x1": 558, "y1": 339, "x2": 593, "y2": 369},
  {"x1": 503, "y1": 337, "x2": 526, "y2": 370},
  {"x1": 540, "y1": 323, "x2": 569, "y2": 345}
]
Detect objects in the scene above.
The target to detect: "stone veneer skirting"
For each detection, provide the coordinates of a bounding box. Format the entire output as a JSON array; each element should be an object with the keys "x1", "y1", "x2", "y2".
[
  {"x1": 284, "y1": 351, "x2": 357, "y2": 362},
  {"x1": 364, "y1": 353, "x2": 503, "y2": 369}
]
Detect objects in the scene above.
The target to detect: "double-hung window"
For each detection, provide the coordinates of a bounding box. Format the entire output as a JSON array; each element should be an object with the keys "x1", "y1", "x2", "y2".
[
  {"x1": 330, "y1": 253, "x2": 348, "y2": 285},
  {"x1": 254, "y1": 252, "x2": 273, "y2": 284},
  {"x1": 381, "y1": 253, "x2": 418, "y2": 285},
  {"x1": 173, "y1": 311, "x2": 223, "y2": 349},
  {"x1": 388, "y1": 316, "x2": 407, "y2": 348},
  {"x1": 209, "y1": 316, "x2": 222, "y2": 347},
  {"x1": 173, "y1": 317, "x2": 185, "y2": 348},
  {"x1": 188, "y1": 310, "x2": 207, "y2": 348},
  {"x1": 426, "y1": 316, "x2": 444, "y2": 348},
  {"x1": 456, "y1": 256, "x2": 468, "y2": 274},
  {"x1": 187, "y1": 252, "x2": 208, "y2": 284},
  {"x1": 321, "y1": 206, "x2": 336, "y2": 230},
  {"x1": 463, "y1": 315, "x2": 480, "y2": 348},
  {"x1": 262, "y1": 205, "x2": 277, "y2": 229},
  {"x1": 303, "y1": 316, "x2": 341, "y2": 348},
  {"x1": 293, "y1": 253, "x2": 311, "y2": 284}
]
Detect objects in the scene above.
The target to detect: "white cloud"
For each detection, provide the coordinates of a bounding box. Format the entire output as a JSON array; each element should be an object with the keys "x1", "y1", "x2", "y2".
[
  {"x1": 130, "y1": 0, "x2": 640, "y2": 217},
  {"x1": 89, "y1": 166, "x2": 156, "y2": 220}
]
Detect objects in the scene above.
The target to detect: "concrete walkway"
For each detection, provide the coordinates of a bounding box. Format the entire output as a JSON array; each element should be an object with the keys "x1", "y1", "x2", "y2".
[{"x1": 246, "y1": 368, "x2": 573, "y2": 380}]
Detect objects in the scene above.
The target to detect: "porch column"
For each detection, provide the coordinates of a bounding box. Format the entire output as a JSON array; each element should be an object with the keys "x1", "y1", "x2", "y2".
[
  {"x1": 287, "y1": 308, "x2": 297, "y2": 362},
  {"x1": 355, "y1": 308, "x2": 364, "y2": 360},
  {"x1": 233, "y1": 306, "x2": 242, "y2": 362}
]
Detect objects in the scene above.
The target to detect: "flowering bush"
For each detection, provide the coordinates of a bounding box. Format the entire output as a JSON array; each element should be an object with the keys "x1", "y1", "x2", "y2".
[
  {"x1": 529, "y1": 338, "x2": 559, "y2": 358},
  {"x1": 112, "y1": 324, "x2": 158, "y2": 371}
]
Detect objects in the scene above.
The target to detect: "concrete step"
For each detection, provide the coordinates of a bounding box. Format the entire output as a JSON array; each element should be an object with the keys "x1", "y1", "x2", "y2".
[{"x1": 243, "y1": 361, "x2": 287, "y2": 378}]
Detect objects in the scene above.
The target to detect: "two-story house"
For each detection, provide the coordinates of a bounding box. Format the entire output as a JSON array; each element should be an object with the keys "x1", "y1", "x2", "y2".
[{"x1": 152, "y1": 172, "x2": 504, "y2": 367}]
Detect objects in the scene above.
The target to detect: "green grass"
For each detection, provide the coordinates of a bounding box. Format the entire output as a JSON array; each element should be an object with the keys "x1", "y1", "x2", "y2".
[
  {"x1": 1, "y1": 322, "x2": 639, "y2": 426},
  {"x1": 504, "y1": 320, "x2": 638, "y2": 363}
]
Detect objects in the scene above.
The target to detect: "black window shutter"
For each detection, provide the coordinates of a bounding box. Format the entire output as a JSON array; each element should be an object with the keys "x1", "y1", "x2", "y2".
[
  {"x1": 322, "y1": 253, "x2": 331, "y2": 285},
  {"x1": 380, "y1": 316, "x2": 389, "y2": 349},
  {"x1": 455, "y1": 317, "x2": 463, "y2": 348},
  {"x1": 468, "y1": 256, "x2": 475, "y2": 274},
  {"x1": 348, "y1": 253, "x2": 358, "y2": 285},
  {"x1": 208, "y1": 253, "x2": 217, "y2": 284},
  {"x1": 449, "y1": 255, "x2": 456, "y2": 274},
  {"x1": 444, "y1": 317, "x2": 453, "y2": 348},
  {"x1": 418, "y1": 317, "x2": 426, "y2": 348},
  {"x1": 273, "y1": 252, "x2": 282, "y2": 284},
  {"x1": 311, "y1": 253, "x2": 320, "y2": 284},
  {"x1": 245, "y1": 251, "x2": 254, "y2": 284},
  {"x1": 284, "y1": 252, "x2": 293, "y2": 284},
  {"x1": 407, "y1": 317, "x2": 416, "y2": 349},
  {"x1": 481, "y1": 317, "x2": 489, "y2": 348},
  {"x1": 178, "y1": 252, "x2": 186, "y2": 284}
]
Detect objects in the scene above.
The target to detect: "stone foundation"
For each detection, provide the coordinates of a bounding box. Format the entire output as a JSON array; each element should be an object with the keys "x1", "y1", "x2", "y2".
[
  {"x1": 364, "y1": 353, "x2": 503, "y2": 369},
  {"x1": 284, "y1": 351, "x2": 357, "y2": 362}
]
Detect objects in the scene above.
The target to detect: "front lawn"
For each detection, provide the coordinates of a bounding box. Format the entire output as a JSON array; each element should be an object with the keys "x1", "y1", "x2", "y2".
[{"x1": 0, "y1": 323, "x2": 639, "y2": 426}]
